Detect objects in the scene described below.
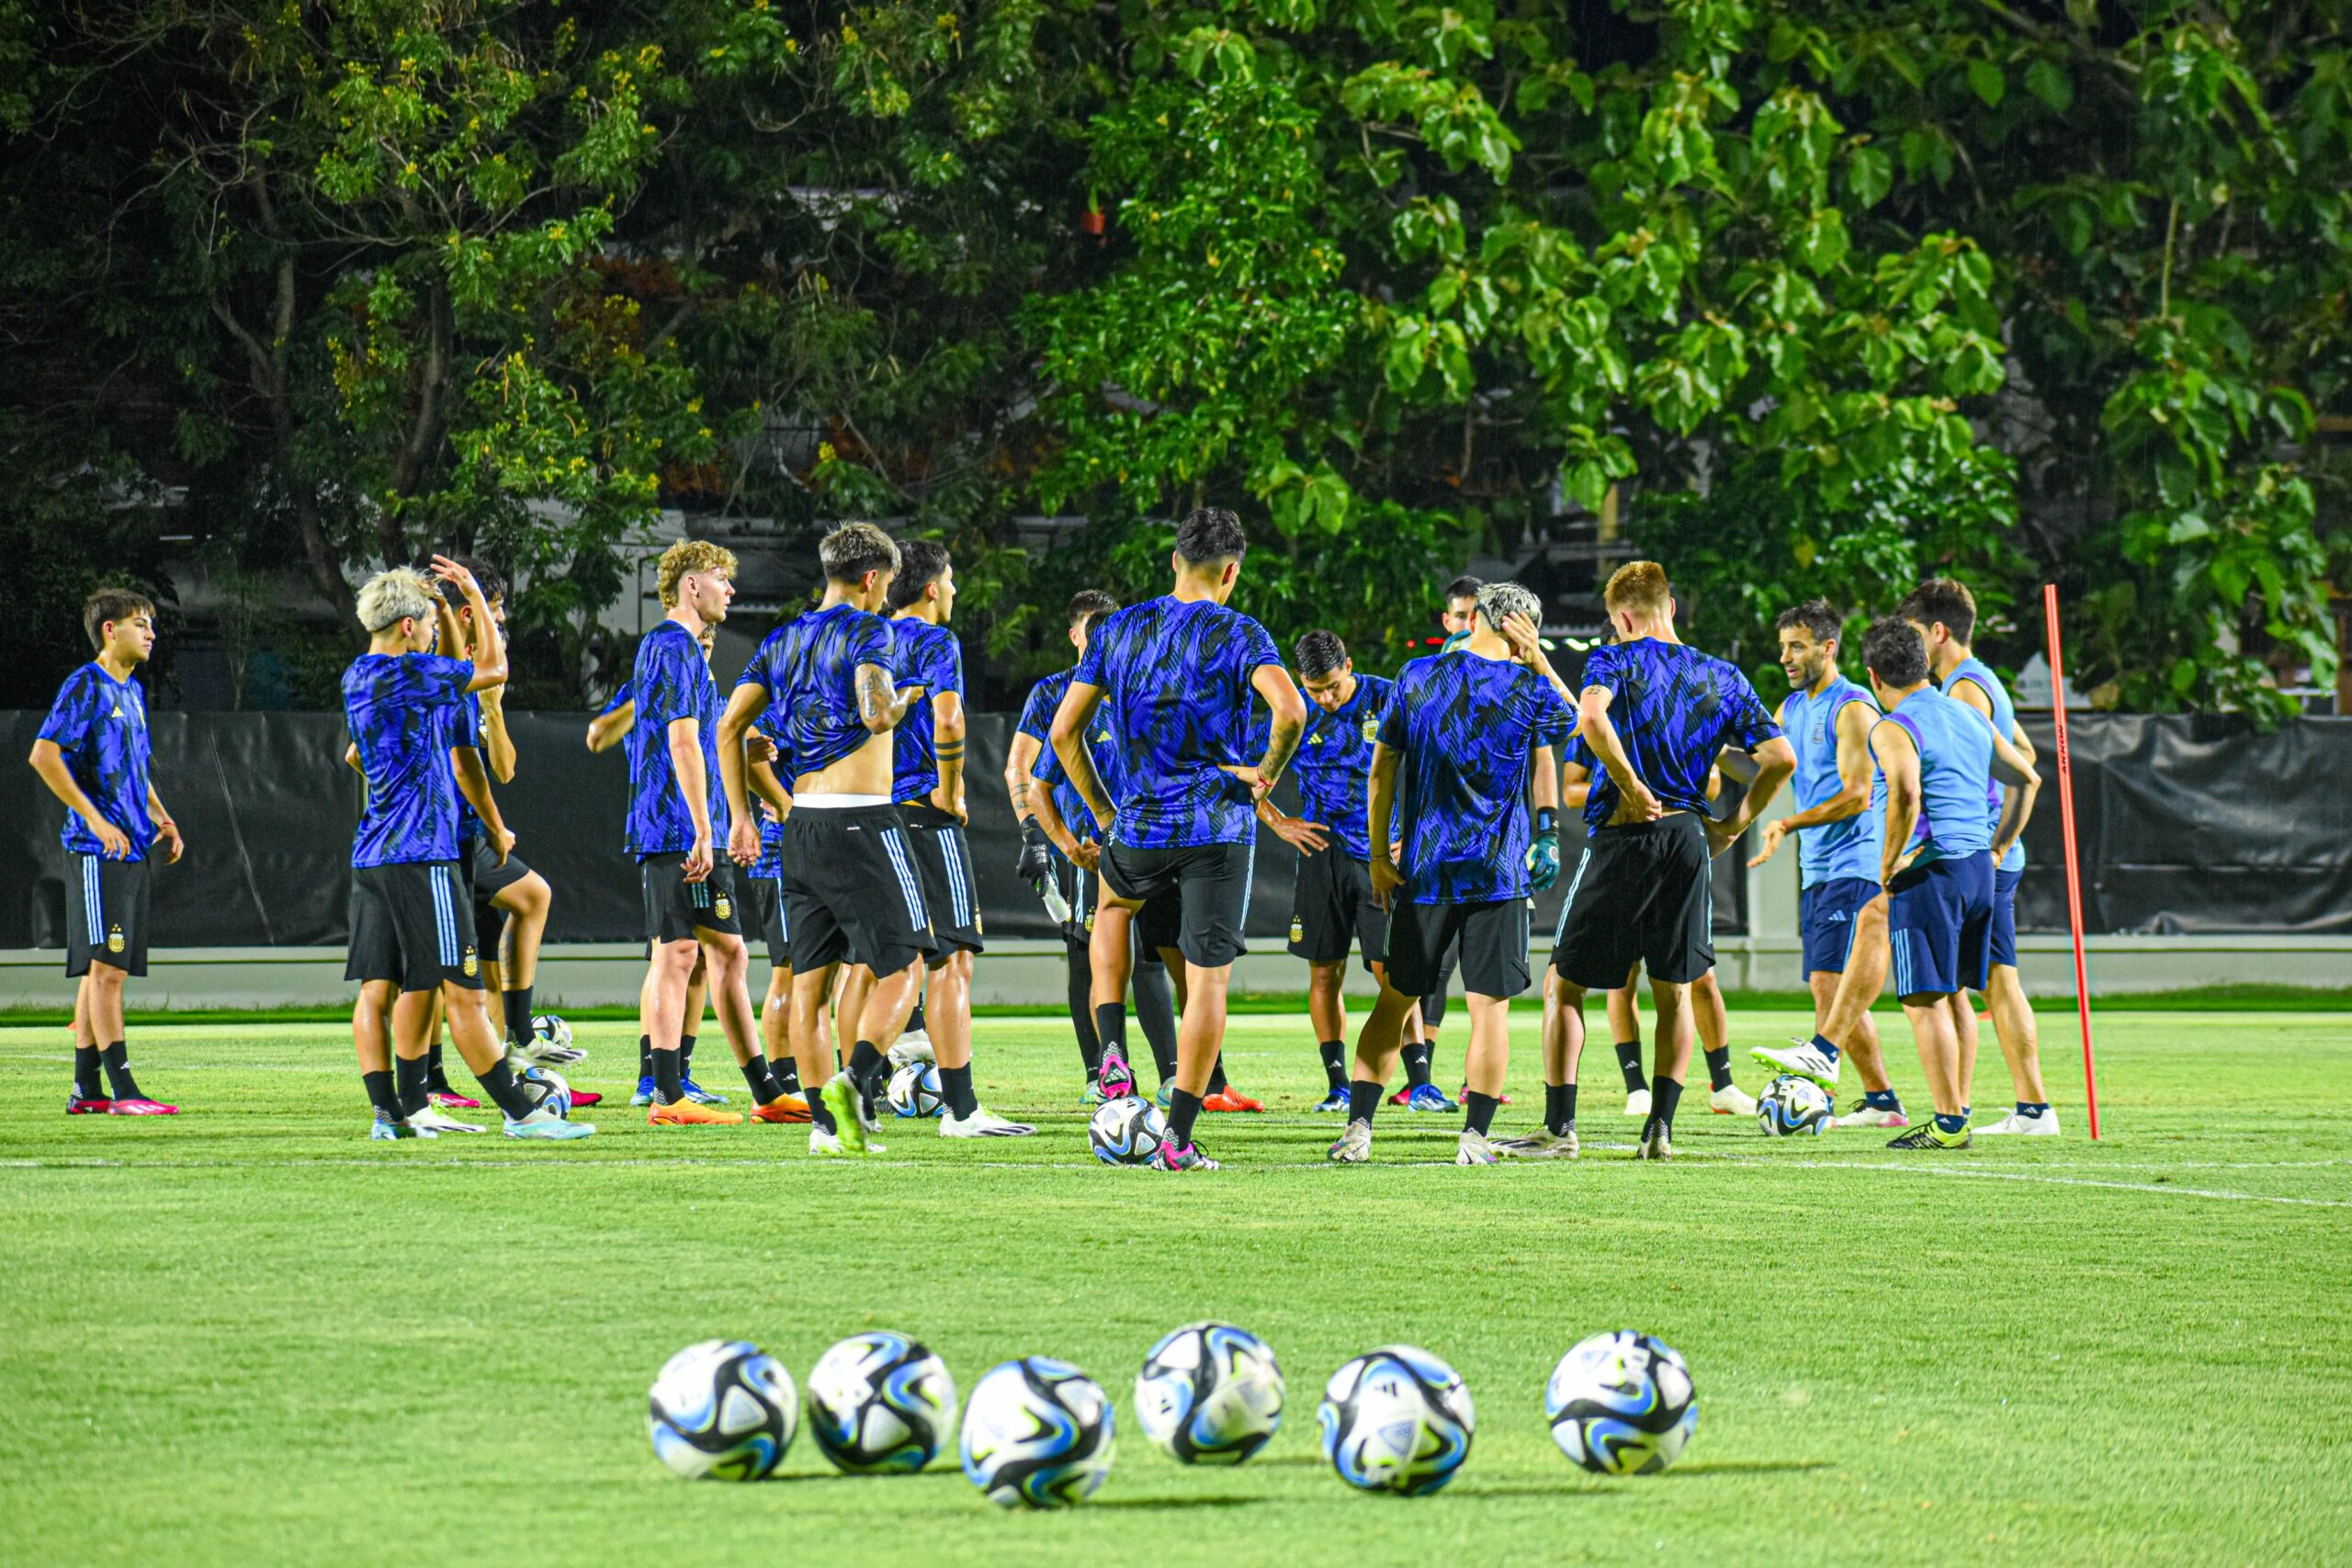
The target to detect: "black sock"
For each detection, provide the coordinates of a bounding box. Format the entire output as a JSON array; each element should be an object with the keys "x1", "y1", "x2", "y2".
[
  {"x1": 941, "y1": 1063, "x2": 978, "y2": 1120},
  {"x1": 1704, "y1": 1046, "x2": 1732, "y2": 1092},
  {"x1": 1653, "y1": 1076, "x2": 1685, "y2": 1134},
  {"x1": 424, "y1": 1042, "x2": 454, "y2": 1092},
  {"x1": 806, "y1": 1077, "x2": 838, "y2": 1133},
  {"x1": 1132, "y1": 959, "x2": 1179, "y2": 1079},
  {"x1": 362, "y1": 1069, "x2": 403, "y2": 1120},
  {"x1": 771, "y1": 1055, "x2": 801, "y2": 1095},
  {"x1": 1402, "y1": 1043, "x2": 1433, "y2": 1089},
  {"x1": 1614, "y1": 1041, "x2": 1648, "y2": 1093},
  {"x1": 1348, "y1": 1077, "x2": 1385, "y2": 1124},
  {"x1": 1464, "y1": 1090, "x2": 1499, "y2": 1137},
  {"x1": 503, "y1": 987, "x2": 534, "y2": 1046},
  {"x1": 1094, "y1": 1003, "x2": 1128, "y2": 1066},
  {"x1": 1168, "y1": 1088, "x2": 1203, "y2": 1147},
  {"x1": 651, "y1": 1046, "x2": 684, "y2": 1105},
  {"x1": 394, "y1": 1054, "x2": 432, "y2": 1117},
  {"x1": 100, "y1": 1040, "x2": 142, "y2": 1101},
  {"x1": 638, "y1": 1033, "x2": 653, "y2": 1080},
  {"x1": 1318, "y1": 1041, "x2": 1346, "y2": 1092},
  {"x1": 908, "y1": 996, "x2": 927, "y2": 1033},
  {"x1": 1545, "y1": 1082, "x2": 1577, "y2": 1134},
  {"x1": 73, "y1": 1045, "x2": 104, "y2": 1100},
  {"x1": 1068, "y1": 945, "x2": 1102, "y2": 1077},
  {"x1": 680, "y1": 1032, "x2": 698, "y2": 1077},
  {"x1": 1206, "y1": 1055, "x2": 1229, "y2": 1096},
  {"x1": 740, "y1": 1055, "x2": 781, "y2": 1106},
  {"x1": 475, "y1": 1057, "x2": 536, "y2": 1120},
  {"x1": 848, "y1": 1040, "x2": 887, "y2": 1101}
]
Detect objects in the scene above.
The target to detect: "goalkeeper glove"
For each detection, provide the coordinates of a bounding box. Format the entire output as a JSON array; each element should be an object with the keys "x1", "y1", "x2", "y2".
[
  {"x1": 1528, "y1": 807, "x2": 1561, "y2": 892},
  {"x1": 1014, "y1": 816, "x2": 1053, "y2": 883}
]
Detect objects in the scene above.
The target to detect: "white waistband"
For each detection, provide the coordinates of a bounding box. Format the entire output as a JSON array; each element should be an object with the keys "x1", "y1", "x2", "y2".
[{"x1": 791, "y1": 793, "x2": 892, "y2": 810}]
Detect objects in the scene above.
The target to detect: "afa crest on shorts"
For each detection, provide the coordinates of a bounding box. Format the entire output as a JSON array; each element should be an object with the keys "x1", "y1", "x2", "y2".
[
  {"x1": 715, "y1": 892, "x2": 732, "y2": 920},
  {"x1": 461, "y1": 945, "x2": 479, "y2": 977},
  {"x1": 107, "y1": 924, "x2": 125, "y2": 953}
]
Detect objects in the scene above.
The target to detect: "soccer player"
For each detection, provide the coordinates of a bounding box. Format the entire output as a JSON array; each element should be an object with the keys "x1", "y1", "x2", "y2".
[
  {"x1": 731, "y1": 726, "x2": 811, "y2": 1121},
  {"x1": 1742, "y1": 599, "x2": 1907, "y2": 1127},
  {"x1": 340, "y1": 560, "x2": 589, "y2": 1140},
  {"x1": 718, "y1": 522, "x2": 932, "y2": 1156},
  {"x1": 1409, "y1": 572, "x2": 1487, "y2": 1092},
  {"x1": 1901, "y1": 579, "x2": 2055, "y2": 1136},
  {"x1": 28, "y1": 587, "x2": 184, "y2": 1116},
  {"x1": 1544, "y1": 561, "x2": 1793, "y2": 1161},
  {"x1": 1007, "y1": 592, "x2": 1182, "y2": 1101},
  {"x1": 1849, "y1": 618, "x2": 2040, "y2": 1150},
  {"x1": 1048, "y1": 506, "x2": 1306, "y2": 1171},
  {"x1": 1280, "y1": 629, "x2": 1419, "y2": 1113},
  {"x1": 863, "y1": 538, "x2": 1030, "y2": 1135},
  {"x1": 1328, "y1": 581, "x2": 1568, "y2": 1166},
  {"x1": 628, "y1": 539, "x2": 797, "y2": 1130}
]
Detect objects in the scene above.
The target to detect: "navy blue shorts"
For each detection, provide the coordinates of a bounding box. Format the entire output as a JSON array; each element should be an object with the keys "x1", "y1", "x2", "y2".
[
  {"x1": 1988, "y1": 865, "x2": 2022, "y2": 969},
  {"x1": 1798, "y1": 875, "x2": 1879, "y2": 978},
  {"x1": 1887, "y1": 851, "x2": 1995, "y2": 998}
]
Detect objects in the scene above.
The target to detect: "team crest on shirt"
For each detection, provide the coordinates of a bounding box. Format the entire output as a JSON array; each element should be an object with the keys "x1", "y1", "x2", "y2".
[
  {"x1": 107, "y1": 924, "x2": 124, "y2": 953},
  {"x1": 715, "y1": 892, "x2": 733, "y2": 920},
  {"x1": 1360, "y1": 716, "x2": 1380, "y2": 745},
  {"x1": 461, "y1": 945, "x2": 479, "y2": 977},
  {"x1": 1289, "y1": 915, "x2": 1305, "y2": 943}
]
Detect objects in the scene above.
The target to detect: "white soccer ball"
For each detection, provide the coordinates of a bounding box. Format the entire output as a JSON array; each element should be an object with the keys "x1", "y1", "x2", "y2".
[
  {"x1": 530, "y1": 1013, "x2": 572, "y2": 1051},
  {"x1": 887, "y1": 1062, "x2": 946, "y2": 1119},
  {"x1": 959, "y1": 1357, "x2": 1115, "y2": 1508},
  {"x1": 1545, "y1": 1329, "x2": 1697, "y2": 1475},
  {"x1": 1756, "y1": 1074, "x2": 1834, "y2": 1136},
  {"x1": 648, "y1": 1338, "x2": 798, "y2": 1481},
  {"x1": 805, "y1": 1331, "x2": 959, "y2": 1473},
  {"x1": 1136, "y1": 1322, "x2": 1284, "y2": 1465},
  {"x1": 1318, "y1": 1345, "x2": 1475, "y2": 1495},
  {"x1": 516, "y1": 1063, "x2": 571, "y2": 1119},
  {"x1": 1088, "y1": 1097, "x2": 1167, "y2": 1166}
]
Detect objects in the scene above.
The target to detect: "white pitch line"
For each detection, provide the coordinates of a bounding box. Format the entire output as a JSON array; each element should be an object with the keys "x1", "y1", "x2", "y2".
[{"x1": 1703, "y1": 1156, "x2": 2352, "y2": 1209}]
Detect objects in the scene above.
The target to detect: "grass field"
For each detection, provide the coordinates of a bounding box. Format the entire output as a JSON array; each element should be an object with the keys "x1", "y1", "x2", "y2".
[{"x1": 5, "y1": 1009, "x2": 2347, "y2": 1566}]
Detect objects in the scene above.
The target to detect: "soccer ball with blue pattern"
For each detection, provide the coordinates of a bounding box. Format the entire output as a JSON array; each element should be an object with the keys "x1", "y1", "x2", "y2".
[
  {"x1": 1088, "y1": 1097, "x2": 1167, "y2": 1166},
  {"x1": 887, "y1": 1062, "x2": 945, "y2": 1119},
  {"x1": 959, "y1": 1357, "x2": 1115, "y2": 1508},
  {"x1": 1135, "y1": 1322, "x2": 1284, "y2": 1465},
  {"x1": 517, "y1": 1063, "x2": 571, "y2": 1118},
  {"x1": 1756, "y1": 1074, "x2": 1834, "y2": 1135},
  {"x1": 1317, "y1": 1345, "x2": 1475, "y2": 1496},
  {"x1": 530, "y1": 1013, "x2": 572, "y2": 1050},
  {"x1": 806, "y1": 1331, "x2": 959, "y2": 1473},
  {"x1": 1545, "y1": 1330, "x2": 1697, "y2": 1475},
  {"x1": 648, "y1": 1339, "x2": 797, "y2": 1481}
]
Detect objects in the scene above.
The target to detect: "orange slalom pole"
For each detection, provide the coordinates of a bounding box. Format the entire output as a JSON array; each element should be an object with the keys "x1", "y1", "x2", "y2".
[{"x1": 2041, "y1": 584, "x2": 2102, "y2": 1139}]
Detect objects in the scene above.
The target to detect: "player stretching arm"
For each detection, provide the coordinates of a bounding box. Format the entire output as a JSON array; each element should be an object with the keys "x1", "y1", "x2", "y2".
[
  {"x1": 28, "y1": 589, "x2": 184, "y2": 1116},
  {"x1": 1544, "y1": 562, "x2": 1792, "y2": 1161},
  {"x1": 1047, "y1": 506, "x2": 1305, "y2": 1171},
  {"x1": 717, "y1": 523, "x2": 927, "y2": 1156}
]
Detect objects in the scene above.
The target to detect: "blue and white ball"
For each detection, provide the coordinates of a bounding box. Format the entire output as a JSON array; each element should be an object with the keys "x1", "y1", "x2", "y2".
[
  {"x1": 530, "y1": 1013, "x2": 572, "y2": 1051},
  {"x1": 1136, "y1": 1322, "x2": 1284, "y2": 1465},
  {"x1": 1545, "y1": 1330, "x2": 1697, "y2": 1474},
  {"x1": 1318, "y1": 1345, "x2": 1475, "y2": 1495},
  {"x1": 805, "y1": 1331, "x2": 958, "y2": 1473},
  {"x1": 959, "y1": 1357, "x2": 1115, "y2": 1507},
  {"x1": 648, "y1": 1338, "x2": 797, "y2": 1480},
  {"x1": 1757, "y1": 1074, "x2": 1834, "y2": 1136},
  {"x1": 887, "y1": 1062, "x2": 946, "y2": 1119},
  {"x1": 517, "y1": 1063, "x2": 572, "y2": 1118},
  {"x1": 1088, "y1": 1097, "x2": 1167, "y2": 1166}
]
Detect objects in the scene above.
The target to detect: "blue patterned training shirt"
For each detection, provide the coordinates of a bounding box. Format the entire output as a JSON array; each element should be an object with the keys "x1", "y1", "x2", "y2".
[
  {"x1": 889, "y1": 617, "x2": 963, "y2": 805},
  {"x1": 738, "y1": 604, "x2": 896, "y2": 785},
  {"x1": 1291, "y1": 672, "x2": 1393, "y2": 862},
  {"x1": 1577, "y1": 639, "x2": 1781, "y2": 832},
  {"x1": 1379, "y1": 652, "x2": 1574, "y2": 903},
  {"x1": 39, "y1": 662, "x2": 155, "y2": 858},
  {"x1": 628, "y1": 620, "x2": 729, "y2": 860},
  {"x1": 344, "y1": 652, "x2": 475, "y2": 867}
]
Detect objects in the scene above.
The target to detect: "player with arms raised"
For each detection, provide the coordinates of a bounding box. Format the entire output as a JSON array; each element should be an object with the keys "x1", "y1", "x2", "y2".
[
  {"x1": 28, "y1": 588, "x2": 184, "y2": 1116},
  {"x1": 1328, "y1": 581, "x2": 1569, "y2": 1166},
  {"x1": 1048, "y1": 506, "x2": 1306, "y2": 1171},
  {"x1": 1545, "y1": 561, "x2": 1793, "y2": 1161}
]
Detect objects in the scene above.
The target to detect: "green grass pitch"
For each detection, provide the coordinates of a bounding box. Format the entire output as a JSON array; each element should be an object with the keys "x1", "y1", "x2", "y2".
[{"x1": 4, "y1": 1010, "x2": 2346, "y2": 1566}]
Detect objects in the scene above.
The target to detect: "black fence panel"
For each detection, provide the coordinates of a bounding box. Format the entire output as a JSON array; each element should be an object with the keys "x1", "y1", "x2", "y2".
[{"x1": 16, "y1": 707, "x2": 2338, "y2": 948}]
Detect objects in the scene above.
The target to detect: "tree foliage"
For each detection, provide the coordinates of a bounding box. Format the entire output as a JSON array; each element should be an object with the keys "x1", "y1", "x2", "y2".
[{"x1": 1, "y1": 0, "x2": 2343, "y2": 711}]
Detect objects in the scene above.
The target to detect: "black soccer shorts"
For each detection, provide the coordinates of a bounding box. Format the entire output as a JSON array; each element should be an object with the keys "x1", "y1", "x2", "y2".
[
  {"x1": 1551, "y1": 812, "x2": 1714, "y2": 988},
  {"x1": 1385, "y1": 897, "x2": 1530, "y2": 1000},
  {"x1": 900, "y1": 800, "x2": 984, "y2": 956},
  {"x1": 345, "y1": 861, "x2": 483, "y2": 992},
  {"x1": 782, "y1": 804, "x2": 931, "y2": 977},
  {"x1": 1288, "y1": 847, "x2": 1385, "y2": 971},
  {"x1": 63, "y1": 850, "x2": 151, "y2": 978},
  {"x1": 641, "y1": 857, "x2": 742, "y2": 946},
  {"x1": 468, "y1": 837, "x2": 533, "y2": 956},
  {"x1": 736, "y1": 871, "x2": 789, "y2": 969},
  {"x1": 1100, "y1": 838, "x2": 1254, "y2": 969}
]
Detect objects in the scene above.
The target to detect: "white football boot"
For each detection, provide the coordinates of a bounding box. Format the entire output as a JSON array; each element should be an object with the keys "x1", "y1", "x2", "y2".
[
  {"x1": 1455, "y1": 1128, "x2": 1498, "y2": 1166},
  {"x1": 941, "y1": 1107, "x2": 1035, "y2": 1137},
  {"x1": 1708, "y1": 1083, "x2": 1757, "y2": 1117},
  {"x1": 408, "y1": 1105, "x2": 486, "y2": 1134},
  {"x1": 1328, "y1": 1119, "x2": 1373, "y2": 1164},
  {"x1": 1624, "y1": 1088, "x2": 1652, "y2": 1118},
  {"x1": 1974, "y1": 1106, "x2": 2061, "y2": 1136},
  {"x1": 1751, "y1": 1038, "x2": 1840, "y2": 1090},
  {"x1": 1493, "y1": 1126, "x2": 1579, "y2": 1159}
]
